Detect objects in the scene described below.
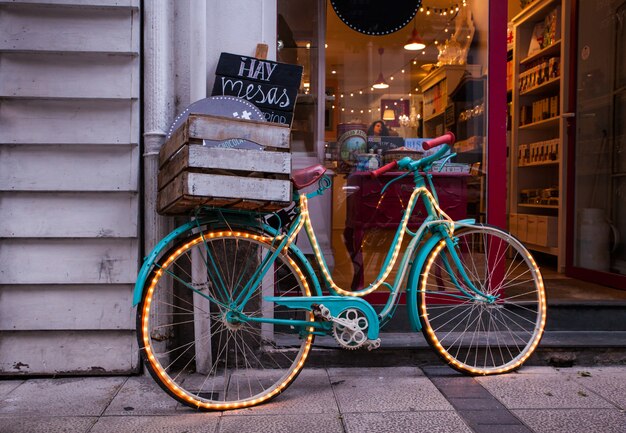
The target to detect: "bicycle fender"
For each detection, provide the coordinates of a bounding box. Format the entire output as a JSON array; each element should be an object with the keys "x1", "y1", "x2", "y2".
[
  {"x1": 265, "y1": 295, "x2": 380, "y2": 340},
  {"x1": 132, "y1": 219, "x2": 204, "y2": 306},
  {"x1": 405, "y1": 219, "x2": 476, "y2": 331},
  {"x1": 405, "y1": 234, "x2": 442, "y2": 332}
]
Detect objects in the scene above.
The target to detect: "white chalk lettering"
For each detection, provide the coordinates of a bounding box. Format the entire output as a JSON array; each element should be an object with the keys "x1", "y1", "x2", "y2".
[
  {"x1": 265, "y1": 63, "x2": 277, "y2": 80},
  {"x1": 237, "y1": 57, "x2": 277, "y2": 82},
  {"x1": 238, "y1": 57, "x2": 256, "y2": 79},
  {"x1": 220, "y1": 77, "x2": 291, "y2": 109},
  {"x1": 221, "y1": 78, "x2": 244, "y2": 95},
  {"x1": 264, "y1": 112, "x2": 287, "y2": 124}
]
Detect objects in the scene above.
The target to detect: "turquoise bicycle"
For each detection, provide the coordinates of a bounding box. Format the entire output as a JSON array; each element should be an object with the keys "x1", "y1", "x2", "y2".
[{"x1": 133, "y1": 132, "x2": 547, "y2": 411}]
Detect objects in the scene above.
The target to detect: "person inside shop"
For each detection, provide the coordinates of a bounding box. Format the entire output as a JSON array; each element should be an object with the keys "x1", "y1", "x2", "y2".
[{"x1": 366, "y1": 120, "x2": 390, "y2": 137}]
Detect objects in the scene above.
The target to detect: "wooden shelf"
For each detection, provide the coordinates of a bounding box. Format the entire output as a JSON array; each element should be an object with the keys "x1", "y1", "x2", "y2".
[
  {"x1": 519, "y1": 203, "x2": 559, "y2": 209},
  {"x1": 525, "y1": 243, "x2": 559, "y2": 256},
  {"x1": 423, "y1": 110, "x2": 445, "y2": 122},
  {"x1": 511, "y1": 0, "x2": 568, "y2": 271},
  {"x1": 519, "y1": 116, "x2": 560, "y2": 130},
  {"x1": 520, "y1": 40, "x2": 562, "y2": 65},
  {"x1": 518, "y1": 160, "x2": 560, "y2": 167},
  {"x1": 520, "y1": 76, "x2": 561, "y2": 96}
]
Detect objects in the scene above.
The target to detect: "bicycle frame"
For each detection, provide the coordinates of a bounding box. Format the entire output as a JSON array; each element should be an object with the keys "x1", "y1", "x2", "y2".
[
  {"x1": 132, "y1": 165, "x2": 482, "y2": 337},
  {"x1": 272, "y1": 170, "x2": 480, "y2": 332}
]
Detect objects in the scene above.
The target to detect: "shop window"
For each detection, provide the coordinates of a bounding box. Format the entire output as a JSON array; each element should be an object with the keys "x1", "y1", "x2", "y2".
[{"x1": 322, "y1": 1, "x2": 489, "y2": 295}]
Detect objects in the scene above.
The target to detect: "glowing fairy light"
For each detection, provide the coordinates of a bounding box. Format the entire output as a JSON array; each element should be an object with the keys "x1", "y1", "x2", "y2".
[
  {"x1": 141, "y1": 230, "x2": 313, "y2": 410},
  {"x1": 299, "y1": 186, "x2": 453, "y2": 297}
]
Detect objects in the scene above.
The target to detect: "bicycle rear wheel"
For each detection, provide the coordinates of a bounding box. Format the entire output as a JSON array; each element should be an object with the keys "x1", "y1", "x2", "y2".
[
  {"x1": 418, "y1": 225, "x2": 546, "y2": 375},
  {"x1": 137, "y1": 229, "x2": 314, "y2": 410}
]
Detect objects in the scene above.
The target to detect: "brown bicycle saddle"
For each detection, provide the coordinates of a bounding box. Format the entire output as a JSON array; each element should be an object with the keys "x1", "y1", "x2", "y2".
[{"x1": 291, "y1": 164, "x2": 327, "y2": 190}]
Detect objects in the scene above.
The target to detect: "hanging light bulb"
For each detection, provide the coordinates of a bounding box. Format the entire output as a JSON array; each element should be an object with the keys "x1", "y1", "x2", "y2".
[
  {"x1": 372, "y1": 47, "x2": 389, "y2": 89},
  {"x1": 404, "y1": 17, "x2": 426, "y2": 51}
]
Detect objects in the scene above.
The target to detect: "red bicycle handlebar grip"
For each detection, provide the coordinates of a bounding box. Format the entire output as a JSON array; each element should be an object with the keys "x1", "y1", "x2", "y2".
[
  {"x1": 423, "y1": 131, "x2": 456, "y2": 150},
  {"x1": 371, "y1": 160, "x2": 398, "y2": 178}
]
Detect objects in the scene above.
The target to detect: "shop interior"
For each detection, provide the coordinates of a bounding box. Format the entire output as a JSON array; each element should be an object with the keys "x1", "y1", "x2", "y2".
[{"x1": 277, "y1": 0, "x2": 626, "y2": 303}]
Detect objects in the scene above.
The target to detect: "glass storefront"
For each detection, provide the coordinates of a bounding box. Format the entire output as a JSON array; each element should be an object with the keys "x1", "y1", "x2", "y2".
[
  {"x1": 571, "y1": 0, "x2": 626, "y2": 280},
  {"x1": 277, "y1": 0, "x2": 626, "y2": 299},
  {"x1": 278, "y1": 0, "x2": 489, "y2": 297}
]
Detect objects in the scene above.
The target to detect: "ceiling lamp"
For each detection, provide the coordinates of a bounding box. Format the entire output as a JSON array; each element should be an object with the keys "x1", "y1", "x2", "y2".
[
  {"x1": 372, "y1": 47, "x2": 389, "y2": 89},
  {"x1": 404, "y1": 20, "x2": 426, "y2": 51}
]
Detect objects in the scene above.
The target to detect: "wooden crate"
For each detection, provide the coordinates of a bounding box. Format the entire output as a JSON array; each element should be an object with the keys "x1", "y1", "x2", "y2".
[{"x1": 157, "y1": 114, "x2": 292, "y2": 215}]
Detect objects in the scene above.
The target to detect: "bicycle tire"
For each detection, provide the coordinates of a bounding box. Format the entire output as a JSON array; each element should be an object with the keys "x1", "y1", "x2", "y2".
[
  {"x1": 136, "y1": 228, "x2": 315, "y2": 410},
  {"x1": 418, "y1": 225, "x2": 547, "y2": 375}
]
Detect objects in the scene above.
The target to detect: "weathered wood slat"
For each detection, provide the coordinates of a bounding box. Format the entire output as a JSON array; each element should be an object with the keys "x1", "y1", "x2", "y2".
[
  {"x1": 0, "y1": 52, "x2": 139, "y2": 99},
  {"x1": 0, "y1": 0, "x2": 140, "y2": 8},
  {"x1": 0, "y1": 285, "x2": 134, "y2": 331},
  {"x1": 159, "y1": 197, "x2": 288, "y2": 215},
  {"x1": 0, "y1": 5, "x2": 138, "y2": 53},
  {"x1": 0, "y1": 99, "x2": 139, "y2": 144},
  {"x1": 0, "y1": 239, "x2": 138, "y2": 284},
  {"x1": 159, "y1": 114, "x2": 290, "y2": 167},
  {"x1": 158, "y1": 172, "x2": 291, "y2": 215},
  {"x1": 0, "y1": 331, "x2": 139, "y2": 375},
  {"x1": 158, "y1": 146, "x2": 291, "y2": 190},
  {"x1": 0, "y1": 192, "x2": 138, "y2": 237},
  {"x1": 0, "y1": 144, "x2": 139, "y2": 191}
]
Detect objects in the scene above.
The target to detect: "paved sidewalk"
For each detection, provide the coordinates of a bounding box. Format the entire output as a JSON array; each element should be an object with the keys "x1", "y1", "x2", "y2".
[{"x1": 0, "y1": 366, "x2": 625, "y2": 433}]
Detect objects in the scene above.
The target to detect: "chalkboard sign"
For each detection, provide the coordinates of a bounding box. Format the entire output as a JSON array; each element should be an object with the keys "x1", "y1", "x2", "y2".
[
  {"x1": 330, "y1": 0, "x2": 422, "y2": 35},
  {"x1": 211, "y1": 52, "x2": 303, "y2": 126}
]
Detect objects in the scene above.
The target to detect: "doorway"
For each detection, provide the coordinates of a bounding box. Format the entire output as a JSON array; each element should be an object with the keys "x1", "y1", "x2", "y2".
[{"x1": 567, "y1": 0, "x2": 626, "y2": 290}]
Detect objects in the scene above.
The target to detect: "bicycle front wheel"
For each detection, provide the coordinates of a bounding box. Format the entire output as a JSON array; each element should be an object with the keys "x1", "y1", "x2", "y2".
[
  {"x1": 418, "y1": 225, "x2": 546, "y2": 375},
  {"x1": 137, "y1": 229, "x2": 315, "y2": 410}
]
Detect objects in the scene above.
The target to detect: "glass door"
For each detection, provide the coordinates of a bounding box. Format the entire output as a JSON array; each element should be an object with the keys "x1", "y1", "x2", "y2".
[{"x1": 567, "y1": 0, "x2": 626, "y2": 287}]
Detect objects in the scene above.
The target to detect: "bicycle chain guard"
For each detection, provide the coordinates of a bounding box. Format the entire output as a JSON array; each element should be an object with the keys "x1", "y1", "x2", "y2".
[{"x1": 314, "y1": 305, "x2": 381, "y2": 351}]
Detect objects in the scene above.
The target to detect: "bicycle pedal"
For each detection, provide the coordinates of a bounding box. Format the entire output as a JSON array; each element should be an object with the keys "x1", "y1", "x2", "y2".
[{"x1": 366, "y1": 338, "x2": 381, "y2": 351}]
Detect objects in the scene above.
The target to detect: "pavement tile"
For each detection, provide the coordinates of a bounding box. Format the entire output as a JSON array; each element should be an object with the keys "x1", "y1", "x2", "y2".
[
  {"x1": 219, "y1": 413, "x2": 343, "y2": 433},
  {"x1": 420, "y1": 365, "x2": 464, "y2": 377},
  {"x1": 458, "y1": 408, "x2": 524, "y2": 425},
  {"x1": 428, "y1": 377, "x2": 493, "y2": 399},
  {"x1": 0, "y1": 416, "x2": 96, "y2": 433},
  {"x1": 0, "y1": 381, "x2": 24, "y2": 399},
  {"x1": 90, "y1": 414, "x2": 218, "y2": 433},
  {"x1": 103, "y1": 375, "x2": 194, "y2": 416},
  {"x1": 512, "y1": 408, "x2": 626, "y2": 433},
  {"x1": 566, "y1": 367, "x2": 626, "y2": 409},
  {"x1": 510, "y1": 366, "x2": 564, "y2": 375},
  {"x1": 343, "y1": 411, "x2": 473, "y2": 433},
  {"x1": 327, "y1": 366, "x2": 424, "y2": 379},
  {"x1": 471, "y1": 424, "x2": 533, "y2": 433},
  {"x1": 228, "y1": 369, "x2": 338, "y2": 415},
  {"x1": 331, "y1": 373, "x2": 453, "y2": 413},
  {"x1": 0, "y1": 377, "x2": 126, "y2": 417},
  {"x1": 476, "y1": 371, "x2": 614, "y2": 409},
  {"x1": 447, "y1": 397, "x2": 506, "y2": 410}
]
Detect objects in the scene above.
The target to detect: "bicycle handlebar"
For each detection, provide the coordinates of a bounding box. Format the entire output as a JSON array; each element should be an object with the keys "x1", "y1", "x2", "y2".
[
  {"x1": 423, "y1": 131, "x2": 455, "y2": 150},
  {"x1": 370, "y1": 132, "x2": 456, "y2": 178},
  {"x1": 371, "y1": 160, "x2": 398, "y2": 178}
]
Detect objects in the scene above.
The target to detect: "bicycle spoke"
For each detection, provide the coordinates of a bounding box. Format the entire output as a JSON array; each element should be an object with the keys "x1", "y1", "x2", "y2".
[
  {"x1": 419, "y1": 225, "x2": 546, "y2": 374},
  {"x1": 138, "y1": 230, "x2": 313, "y2": 409}
]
